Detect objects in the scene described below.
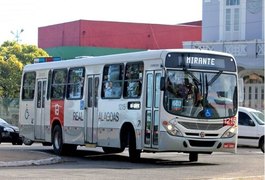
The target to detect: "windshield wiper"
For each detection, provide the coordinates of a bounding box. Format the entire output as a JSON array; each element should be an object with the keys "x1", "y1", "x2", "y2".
[
  {"x1": 183, "y1": 68, "x2": 201, "y2": 85},
  {"x1": 208, "y1": 70, "x2": 223, "y2": 86}
]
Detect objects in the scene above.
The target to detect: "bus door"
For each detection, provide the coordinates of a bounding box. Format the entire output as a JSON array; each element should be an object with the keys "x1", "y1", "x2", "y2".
[
  {"x1": 144, "y1": 70, "x2": 162, "y2": 148},
  {"x1": 85, "y1": 74, "x2": 100, "y2": 144},
  {"x1": 35, "y1": 79, "x2": 47, "y2": 140}
]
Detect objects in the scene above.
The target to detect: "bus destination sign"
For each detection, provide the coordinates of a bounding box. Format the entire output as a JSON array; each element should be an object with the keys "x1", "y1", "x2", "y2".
[
  {"x1": 186, "y1": 56, "x2": 216, "y2": 66},
  {"x1": 165, "y1": 53, "x2": 236, "y2": 71}
]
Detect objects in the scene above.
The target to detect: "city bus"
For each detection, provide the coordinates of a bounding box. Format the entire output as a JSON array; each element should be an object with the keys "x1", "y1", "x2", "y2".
[{"x1": 19, "y1": 49, "x2": 239, "y2": 162}]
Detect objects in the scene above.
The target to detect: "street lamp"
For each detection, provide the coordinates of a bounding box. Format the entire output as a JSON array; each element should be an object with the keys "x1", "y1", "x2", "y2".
[{"x1": 10, "y1": 29, "x2": 24, "y2": 42}]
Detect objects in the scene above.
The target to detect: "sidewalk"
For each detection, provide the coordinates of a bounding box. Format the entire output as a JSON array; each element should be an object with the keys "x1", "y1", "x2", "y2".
[{"x1": 0, "y1": 148, "x2": 62, "y2": 167}]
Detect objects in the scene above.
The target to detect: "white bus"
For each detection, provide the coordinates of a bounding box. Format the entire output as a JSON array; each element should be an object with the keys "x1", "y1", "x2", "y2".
[{"x1": 19, "y1": 49, "x2": 239, "y2": 162}]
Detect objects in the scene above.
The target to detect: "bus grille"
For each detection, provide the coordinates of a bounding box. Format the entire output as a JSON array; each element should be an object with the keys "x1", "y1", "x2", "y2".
[
  {"x1": 178, "y1": 121, "x2": 223, "y2": 130},
  {"x1": 185, "y1": 133, "x2": 219, "y2": 137},
  {"x1": 189, "y1": 140, "x2": 216, "y2": 147}
]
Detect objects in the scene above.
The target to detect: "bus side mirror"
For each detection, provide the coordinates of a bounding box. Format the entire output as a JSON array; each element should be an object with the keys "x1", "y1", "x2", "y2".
[{"x1": 160, "y1": 77, "x2": 166, "y2": 91}]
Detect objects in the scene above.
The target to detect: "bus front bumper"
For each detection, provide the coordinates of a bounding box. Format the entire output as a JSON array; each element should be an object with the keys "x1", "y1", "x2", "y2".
[{"x1": 157, "y1": 131, "x2": 237, "y2": 153}]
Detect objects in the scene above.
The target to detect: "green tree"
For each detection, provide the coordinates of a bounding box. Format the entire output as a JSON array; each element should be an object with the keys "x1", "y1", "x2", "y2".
[{"x1": 0, "y1": 41, "x2": 49, "y2": 115}]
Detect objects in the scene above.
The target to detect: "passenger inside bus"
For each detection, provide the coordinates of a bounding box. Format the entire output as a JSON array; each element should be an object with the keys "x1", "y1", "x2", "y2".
[
  {"x1": 166, "y1": 72, "x2": 204, "y2": 115},
  {"x1": 104, "y1": 81, "x2": 121, "y2": 98},
  {"x1": 103, "y1": 64, "x2": 122, "y2": 98},
  {"x1": 125, "y1": 63, "x2": 142, "y2": 98},
  {"x1": 126, "y1": 81, "x2": 140, "y2": 98}
]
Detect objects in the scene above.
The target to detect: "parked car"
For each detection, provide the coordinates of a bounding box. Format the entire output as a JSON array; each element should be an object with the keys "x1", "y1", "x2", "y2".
[
  {"x1": 0, "y1": 118, "x2": 22, "y2": 145},
  {"x1": 238, "y1": 107, "x2": 264, "y2": 153}
]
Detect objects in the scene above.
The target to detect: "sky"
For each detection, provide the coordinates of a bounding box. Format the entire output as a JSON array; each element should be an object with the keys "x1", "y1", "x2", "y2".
[{"x1": 0, "y1": 0, "x2": 202, "y2": 46}]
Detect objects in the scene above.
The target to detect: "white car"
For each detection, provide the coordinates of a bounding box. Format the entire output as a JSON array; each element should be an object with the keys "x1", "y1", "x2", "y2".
[{"x1": 238, "y1": 107, "x2": 264, "y2": 153}]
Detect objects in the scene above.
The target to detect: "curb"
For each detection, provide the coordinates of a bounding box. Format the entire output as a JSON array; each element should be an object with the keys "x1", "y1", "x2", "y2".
[{"x1": 0, "y1": 156, "x2": 62, "y2": 167}]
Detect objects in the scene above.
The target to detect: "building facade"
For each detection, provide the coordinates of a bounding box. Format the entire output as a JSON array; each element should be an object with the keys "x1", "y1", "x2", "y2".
[
  {"x1": 38, "y1": 20, "x2": 201, "y2": 59},
  {"x1": 184, "y1": 0, "x2": 264, "y2": 110}
]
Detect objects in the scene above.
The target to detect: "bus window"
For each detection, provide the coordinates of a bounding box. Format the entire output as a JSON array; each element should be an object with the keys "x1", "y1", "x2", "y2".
[
  {"x1": 51, "y1": 69, "x2": 67, "y2": 100},
  {"x1": 124, "y1": 62, "x2": 143, "y2": 98},
  {"x1": 102, "y1": 64, "x2": 123, "y2": 98},
  {"x1": 22, "y1": 72, "x2": 36, "y2": 100},
  {"x1": 67, "y1": 67, "x2": 85, "y2": 99}
]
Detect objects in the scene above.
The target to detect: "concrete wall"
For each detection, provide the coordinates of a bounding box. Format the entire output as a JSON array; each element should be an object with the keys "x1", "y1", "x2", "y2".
[
  {"x1": 202, "y1": 0, "x2": 220, "y2": 41},
  {"x1": 245, "y1": 0, "x2": 263, "y2": 40},
  {"x1": 38, "y1": 20, "x2": 201, "y2": 50},
  {"x1": 202, "y1": 0, "x2": 264, "y2": 41}
]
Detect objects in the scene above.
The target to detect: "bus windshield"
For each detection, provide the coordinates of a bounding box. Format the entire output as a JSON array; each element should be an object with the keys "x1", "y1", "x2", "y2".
[{"x1": 164, "y1": 70, "x2": 237, "y2": 119}]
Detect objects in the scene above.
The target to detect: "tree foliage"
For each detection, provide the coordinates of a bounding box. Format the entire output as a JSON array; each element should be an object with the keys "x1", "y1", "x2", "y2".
[{"x1": 0, "y1": 41, "x2": 49, "y2": 99}]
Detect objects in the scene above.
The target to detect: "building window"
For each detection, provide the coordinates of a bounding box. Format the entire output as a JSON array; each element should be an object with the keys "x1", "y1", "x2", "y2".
[
  {"x1": 248, "y1": 86, "x2": 251, "y2": 107},
  {"x1": 220, "y1": 0, "x2": 246, "y2": 41},
  {"x1": 226, "y1": 0, "x2": 240, "y2": 6},
  {"x1": 226, "y1": 9, "x2": 231, "y2": 31},
  {"x1": 234, "y1": 8, "x2": 240, "y2": 31},
  {"x1": 225, "y1": 0, "x2": 240, "y2": 32},
  {"x1": 255, "y1": 87, "x2": 258, "y2": 99}
]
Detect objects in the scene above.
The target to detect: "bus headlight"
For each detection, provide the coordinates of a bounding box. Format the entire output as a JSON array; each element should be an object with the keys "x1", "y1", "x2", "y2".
[
  {"x1": 162, "y1": 120, "x2": 183, "y2": 137},
  {"x1": 221, "y1": 126, "x2": 237, "y2": 138}
]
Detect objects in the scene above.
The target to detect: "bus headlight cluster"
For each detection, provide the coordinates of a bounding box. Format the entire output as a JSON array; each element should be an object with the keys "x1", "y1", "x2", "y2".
[
  {"x1": 162, "y1": 120, "x2": 183, "y2": 137},
  {"x1": 221, "y1": 126, "x2": 237, "y2": 138}
]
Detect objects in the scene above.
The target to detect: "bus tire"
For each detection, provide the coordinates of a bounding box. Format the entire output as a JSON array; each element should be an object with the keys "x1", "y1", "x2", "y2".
[
  {"x1": 128, "y1": 129, "x2": 141, "y2": 163},
  {"x1": 189, "y1": 152, "x2": 198, "y2": 162},
  {"x1": 52, "y1": 125, "x2": 65, "y2": 155}
]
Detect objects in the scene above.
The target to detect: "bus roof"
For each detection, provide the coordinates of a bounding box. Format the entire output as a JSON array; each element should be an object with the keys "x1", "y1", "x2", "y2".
[{"x1": 23, "y1": 49, "x2": 235, "y2": 72}]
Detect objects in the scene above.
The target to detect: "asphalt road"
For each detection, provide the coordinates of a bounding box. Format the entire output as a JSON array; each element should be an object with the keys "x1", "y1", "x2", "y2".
[{"x1": 0, "y1": 143, "x2": 264, "y2": 180}]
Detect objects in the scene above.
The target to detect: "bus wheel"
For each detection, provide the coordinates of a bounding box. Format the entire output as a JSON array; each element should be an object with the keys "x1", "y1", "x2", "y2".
[
  {"x1": 52, "y1": 125, "x2": 64, "y2": 155},
  {"x1": 189, "y1": 152, "x2": 198, "y2": 162},
  {"x1": 128, "y1": 130, "x2": 141, "y2": 163}
]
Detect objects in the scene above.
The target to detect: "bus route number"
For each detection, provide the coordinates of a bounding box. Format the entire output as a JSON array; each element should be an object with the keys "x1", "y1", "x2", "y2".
[
  {"x1": 119, "y1": 104, "x2": 126, "y2": 110},
  {"x1": 223, "y1": 116, "x2": 236, "y2": 126}
]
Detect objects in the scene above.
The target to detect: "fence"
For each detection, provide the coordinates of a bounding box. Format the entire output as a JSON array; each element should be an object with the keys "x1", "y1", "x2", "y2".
[{"x1": 241, "y1": 84, "x2": 264, "y2": 111}]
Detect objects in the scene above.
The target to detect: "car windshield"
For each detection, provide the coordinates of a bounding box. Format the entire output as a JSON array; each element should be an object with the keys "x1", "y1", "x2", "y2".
[
  {"x1": 164, "y1": 70, "x2": 237, "y2": 119},
  {"x1": 251, "y1": 111, "x2": 264, "y2": 125}
]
